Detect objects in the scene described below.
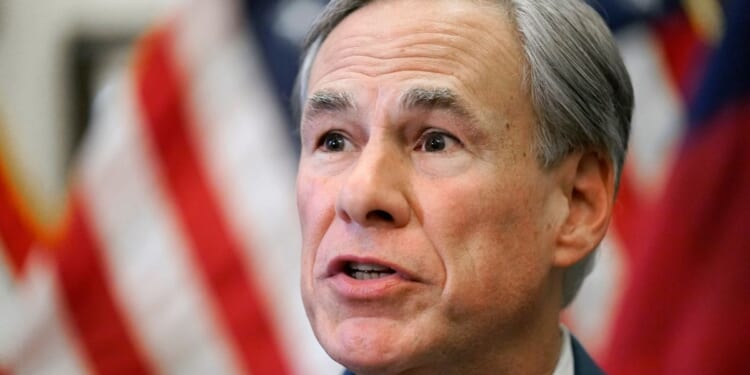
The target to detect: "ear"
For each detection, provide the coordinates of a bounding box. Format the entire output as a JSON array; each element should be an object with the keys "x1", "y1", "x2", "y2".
[{"x1": 553, "y1": 151, "x2": 615, "y2": 268}]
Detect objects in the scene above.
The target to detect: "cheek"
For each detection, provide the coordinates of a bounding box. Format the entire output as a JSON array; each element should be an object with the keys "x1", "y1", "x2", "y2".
[
  {"x1": 421, "y1": 175, "x2": 550, "y2": 310},
  {"x1": 297, "y1": 172, "x2": 340, "y2": 323},
  {"x1": 425, "y1": 176, "x2": 536, "y2": 250},
  {"x1": 297, "y1": 172, "x2": 338, "y2": 272},
  {"x1": 297, "y1": 169, "x2": 335, "y2": 231}
]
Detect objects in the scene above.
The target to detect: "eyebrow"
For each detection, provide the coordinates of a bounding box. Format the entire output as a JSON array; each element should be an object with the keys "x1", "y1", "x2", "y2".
[
  {"x1": 399, "y1": 87, "x2": 473, "y2": 120},
  {"x1": 303, "y1": 87, "x2": 476, "y2": 124},
  {"x1": 304, "y1": 90, "x2": 356, "y2": 121}
]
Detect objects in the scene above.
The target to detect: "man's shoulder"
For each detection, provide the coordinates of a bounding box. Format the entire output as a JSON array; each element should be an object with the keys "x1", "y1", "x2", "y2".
[{"x1": 570, "y1": 335, "x2": 606, "y2": 375}]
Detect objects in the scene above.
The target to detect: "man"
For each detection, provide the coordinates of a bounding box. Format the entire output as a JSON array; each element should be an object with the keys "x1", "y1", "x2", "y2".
[{"x1": 294, "y1": 0, "x2": 632, "y2": 373}]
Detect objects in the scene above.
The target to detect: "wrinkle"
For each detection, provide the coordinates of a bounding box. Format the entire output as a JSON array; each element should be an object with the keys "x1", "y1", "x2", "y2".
[
  {"x1": 322, "y1": 55, "x2": 463, "y2": 79},
  {"x1": 322, "y1": 32, "x2": 491, "y2": 69},
  {"x1": 312, "y1": 30, "x2": 523, "y2": 103}
]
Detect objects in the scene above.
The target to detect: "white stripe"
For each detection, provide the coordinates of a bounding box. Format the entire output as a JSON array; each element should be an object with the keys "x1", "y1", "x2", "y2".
[
  {"x1": 617, "y1": 26, "x2": 684, "y2": 193},
  {"x1": 0, "y1": 239, "x2": 17, "y2": 370},
  {"x1": 566, "y1": 235, "x2": 626, "y2": 354},
  {"x1": 171, "y1": 2, "x2": 341, "y2": 374},
  {"x1": 568, "y1": 26, "x2": 685, "y2": 353},
  {"x1": 0, "y1": 239, "x2": 14, "y2": 320},
  {"x1": 0, "y1": 251, "x2": 91, "y2": 375},
  {"x1": 76, "y1": 74, "x2": 242, "y2": 375}
]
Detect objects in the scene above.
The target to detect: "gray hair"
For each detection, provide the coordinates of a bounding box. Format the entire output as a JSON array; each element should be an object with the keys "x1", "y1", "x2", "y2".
[{"x1": 294, "y1": 0, "x2": 633, "y2": 307}]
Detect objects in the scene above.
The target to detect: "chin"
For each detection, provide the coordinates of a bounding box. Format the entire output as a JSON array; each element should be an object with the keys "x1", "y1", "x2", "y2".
[
  {"x1": 320, "y1": 318, "x2": 419, "y2": 374},
  {"x1": 331, "y1": 353, "x2": 401, "y2": 375}
]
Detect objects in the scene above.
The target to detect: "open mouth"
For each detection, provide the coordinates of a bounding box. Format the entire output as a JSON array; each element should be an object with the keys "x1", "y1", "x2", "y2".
[{"x1": 344, "y1": 262, "x2": 397, "y2": 280}]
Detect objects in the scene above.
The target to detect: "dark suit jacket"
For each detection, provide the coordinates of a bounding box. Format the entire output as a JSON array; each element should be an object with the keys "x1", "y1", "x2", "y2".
[
  {"x1": 342, "y1": 335, "x2": 605, "y2": 375},
  {"x1": 571, "y1": 335, "x2": 605, "y2": 375}
]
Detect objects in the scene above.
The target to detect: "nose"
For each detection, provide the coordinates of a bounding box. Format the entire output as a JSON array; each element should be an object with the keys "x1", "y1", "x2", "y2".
[{"x1": 336, "y1": 140, "x2": 411, "y2": 228}]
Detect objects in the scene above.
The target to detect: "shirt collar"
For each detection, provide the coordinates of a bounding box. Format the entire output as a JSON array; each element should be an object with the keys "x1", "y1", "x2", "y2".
[{"x1": 552, "y1": 325, "x2": 575, "y2": 375}]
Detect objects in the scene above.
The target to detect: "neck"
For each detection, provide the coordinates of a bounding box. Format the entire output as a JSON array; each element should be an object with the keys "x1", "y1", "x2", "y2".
[
  {"x1": 351, "y1": 272, "x2": 566, "y2": 375},
  {"x1": 410, "y1": 275, "x2": 565, "y2": 374}
]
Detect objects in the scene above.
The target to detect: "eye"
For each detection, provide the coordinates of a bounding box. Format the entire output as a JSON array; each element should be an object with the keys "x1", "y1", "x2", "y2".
[
  {"x1": 318, "y1": 132, "x2": 352, "y2": 152},
  {"x1": 416, "y1": 131, "x2": 461, "y2": 152}
]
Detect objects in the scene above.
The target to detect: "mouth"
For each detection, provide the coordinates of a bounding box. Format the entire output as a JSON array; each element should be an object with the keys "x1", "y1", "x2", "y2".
[
  {"x1": 344, "y1": 262, "x2": 397, "y2": 280},
  {"x1": 324, "y1": 257, "x2": 420, "y2": 299},
  {"x1": 327, "y1": 257, "x2": 414, "y2": 282}
]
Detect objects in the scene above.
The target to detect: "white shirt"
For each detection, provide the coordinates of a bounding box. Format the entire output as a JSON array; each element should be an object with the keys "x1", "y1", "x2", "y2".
[{"x1": 552, "y1": 325, "x2": 575, "y2": 375}]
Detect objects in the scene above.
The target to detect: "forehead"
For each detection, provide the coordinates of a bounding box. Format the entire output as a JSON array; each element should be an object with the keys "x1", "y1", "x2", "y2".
[{"x1": 306, "y1": 0, "x2": 528, "y2": 116}]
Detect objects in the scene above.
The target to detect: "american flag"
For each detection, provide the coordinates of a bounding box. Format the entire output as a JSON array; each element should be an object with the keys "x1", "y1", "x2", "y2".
[
  {"x1": 567, "y1": 0, "x2": 750, "y2": 373},
  {"x1": 0, "y1": 0, "x2": 338, "y2": 373}
]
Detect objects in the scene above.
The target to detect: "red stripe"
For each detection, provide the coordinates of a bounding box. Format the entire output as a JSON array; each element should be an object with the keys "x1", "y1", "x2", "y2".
[
  {"x1": 134, "y1": 26, "x2": 292, "y2": 375},
  {"x1": 651, "y1": 9, "x2": 709, "y2": 102},
  {"x1": 54, "y1": 192, "x2": 154, "y2": 375},
  {"x1": 0, "y1": 159, "x2": 36, "y2": 275},
  {"x1": 605, "y1": 101, "x2": 750, "y2": 374},
  {"x1": 610, "y1": 166, "x2": 646, "y2": 261},
  {"x1": 611, "y1": 8, "x2": 707, "y2": 273}
]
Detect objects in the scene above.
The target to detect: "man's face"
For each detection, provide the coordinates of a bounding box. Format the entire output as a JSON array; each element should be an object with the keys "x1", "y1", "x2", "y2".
[{"x1": 297, "y1": 0, "x2": 569, "y2": 373}]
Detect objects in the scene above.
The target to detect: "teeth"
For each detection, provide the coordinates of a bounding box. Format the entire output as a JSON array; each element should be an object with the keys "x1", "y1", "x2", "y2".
[
  {"x1": 352, "y1": 271, "x2": 392, "y2": 280},
  {"x1": 349, "y1": 262, "x2": 390, "y2": 272},
  {"x1": 344, "y1": 262, "x2": 396, "y2": 280}
]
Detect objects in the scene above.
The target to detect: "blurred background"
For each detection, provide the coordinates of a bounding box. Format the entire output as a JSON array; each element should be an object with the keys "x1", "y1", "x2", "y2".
[{"x1": 0, "y1": 0, "x2": 747, "y2": 374}]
